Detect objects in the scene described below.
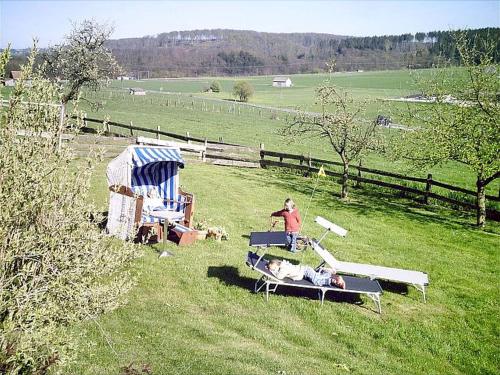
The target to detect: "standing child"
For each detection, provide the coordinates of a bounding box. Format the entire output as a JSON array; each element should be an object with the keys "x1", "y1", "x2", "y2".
[{"x1": 271, "y1": 198, "x2": 302, "y2": 253}]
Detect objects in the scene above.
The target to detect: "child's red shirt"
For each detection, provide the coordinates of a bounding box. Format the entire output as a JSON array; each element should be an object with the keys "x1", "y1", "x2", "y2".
[{"x1": 271, "y1": 208, "x2": 302, "y2": 233}]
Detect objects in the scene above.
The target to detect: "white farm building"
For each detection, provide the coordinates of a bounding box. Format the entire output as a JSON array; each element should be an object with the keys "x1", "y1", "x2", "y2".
[
  {"x1": 272, "y1": 76, "x2": 293, "y2": 88},
  {"x1": 129, "y1": 88, "x2": 146, "y2": 96}
]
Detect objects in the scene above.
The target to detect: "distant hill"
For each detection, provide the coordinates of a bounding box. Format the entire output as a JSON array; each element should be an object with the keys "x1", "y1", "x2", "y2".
[
  {"x1": 105, "y1": 28, "x2": 499, "y2": 78},
  {"x1": 5, "y1": 28, "x2": 499, "y2": 78}
]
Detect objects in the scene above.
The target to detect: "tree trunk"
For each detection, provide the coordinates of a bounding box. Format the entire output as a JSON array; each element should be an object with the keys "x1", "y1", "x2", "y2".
[
  {"x1": 476, "y1": 179, "x2": 486, "y2": 227},
  {"x1": 341, "y1": 161, "x2": 349, "y2": 199}
]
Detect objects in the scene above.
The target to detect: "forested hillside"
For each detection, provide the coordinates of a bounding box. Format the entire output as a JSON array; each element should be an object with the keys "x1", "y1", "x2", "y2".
[
  {"x1": 4, "y1": 28, "x2": 499, "y2": 78},
  {"x1": 105, "y1": 28, "x2": 499, "y2": 77}
]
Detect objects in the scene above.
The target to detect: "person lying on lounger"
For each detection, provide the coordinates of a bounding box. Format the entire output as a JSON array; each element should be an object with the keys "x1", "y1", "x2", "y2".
[{"x1": 267, "y1": 258, "x2": 346, "y2": 289}]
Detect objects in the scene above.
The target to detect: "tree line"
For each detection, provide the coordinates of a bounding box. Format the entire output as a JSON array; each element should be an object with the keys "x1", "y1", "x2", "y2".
[
  {"x1": 103, "y1": 27, "x2": 500, "y2": 76},
  {"x1": 5, "y1": 27, "x2": 498, "y2": 78}
]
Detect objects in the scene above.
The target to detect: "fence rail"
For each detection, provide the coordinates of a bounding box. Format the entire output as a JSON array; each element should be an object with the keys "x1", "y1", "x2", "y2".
[
  {"x1": 260, "y1": 150, "x2": 500, "y2": 203},
  {"x1": 73, "y1": 115, "x2": 248, "y2": 148},
  {"x1": 68, "y1": 115, "x2": 499, "y2": 219},
  {"x1": 260, "y1": 159, "x2": 500, "y2": 220}
]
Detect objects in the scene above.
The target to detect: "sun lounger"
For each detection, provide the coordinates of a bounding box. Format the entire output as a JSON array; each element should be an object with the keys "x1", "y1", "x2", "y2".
[
  {"x1": 246, "y1": 251, "x2": 383, "y2": 313},
  {"x1": 249, "y1": 231, "x2": 288, "y2": 247},
  {"x1": 311, "y1": 239, "x2": 429, "y2": 302}
]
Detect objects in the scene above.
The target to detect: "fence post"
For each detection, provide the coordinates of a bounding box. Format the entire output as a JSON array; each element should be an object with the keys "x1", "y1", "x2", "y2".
[
  {"x1": 424, "y1": 173, "x2": 432, "y2": 204},
  {"x1": 307, "y1": 152, "x2": 312, "y2": 168},
  {"x1": 156, "y1": 125, "x2": 160, "y2": 140},
  {"x1": 260, "y1": 143, "x2": 265, "y2": 163},
  {"x1": 355, "y1": 159, "x2": 362, "y2": 188},
  {"x1": 202, "y1": 138, "x2": 207, "y2": 162},
  {"x1": 186, "y1": 132, "x2": 191, "y2": 144},
  {"x1": 129, "y1": 121, "x2": 134, "y2": 137},
  {"x1": 83, "y1": 113, "x2": 88, "y2": 127}
]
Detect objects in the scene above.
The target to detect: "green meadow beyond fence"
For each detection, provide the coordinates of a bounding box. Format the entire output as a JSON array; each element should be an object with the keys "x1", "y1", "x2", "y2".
[
  {"x1": 259, "y1": 150, "x2": 500, "y2": 221},
  {"x1": 73, "y1": 115, "x2": 500, "y2": 221}
]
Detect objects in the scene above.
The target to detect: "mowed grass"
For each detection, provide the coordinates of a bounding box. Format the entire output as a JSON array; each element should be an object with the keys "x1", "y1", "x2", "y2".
[
  {"x1": 68, "y1": 161, "x2": 499, "y2": 375},
  {"x1": 109, "y1": 70, "x2": 420, "y2": 110},
  {"x1": 79, "y1": 85, "x2": 500, "y2": 198}
]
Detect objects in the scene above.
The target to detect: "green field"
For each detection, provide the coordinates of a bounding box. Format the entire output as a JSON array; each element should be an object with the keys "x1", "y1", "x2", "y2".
[
  {"x1": 81, "y1": 69, "x2": 499, "y2": 198},
  {"x1": 67, "y1": 161, "x2": 499, "y2": 375},
  {"x1": 61, "y1": 69, "x2": 500, "y2": 374},
  {"x1": 110, "y1": 70, "x2": 419, "y2": 108}
]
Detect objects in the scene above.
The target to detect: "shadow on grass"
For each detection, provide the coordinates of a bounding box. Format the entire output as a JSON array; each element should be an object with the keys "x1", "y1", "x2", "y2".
[
  {"x1": 207, "y1": 265, "x2": 365, "y2": 309},
  {"x1": 207, "y1": 265, "x2": 255, "y2": 290},
  {"x1": 378, "y1": 280, "x2": 409, "y2": 295},
  {"x1": 233, "y1": 167, "x2": 483, "y2": 232}
]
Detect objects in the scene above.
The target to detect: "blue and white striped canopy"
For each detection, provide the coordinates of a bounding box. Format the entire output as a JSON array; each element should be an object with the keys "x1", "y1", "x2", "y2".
[{"x1": 132, "y1": 146, "x2": 184, "y2": 168}]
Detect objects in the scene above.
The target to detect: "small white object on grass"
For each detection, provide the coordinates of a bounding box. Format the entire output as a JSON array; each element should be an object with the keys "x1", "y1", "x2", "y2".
[{"x1": 159, "y1": 251, "x2": 173, "y2": 258}]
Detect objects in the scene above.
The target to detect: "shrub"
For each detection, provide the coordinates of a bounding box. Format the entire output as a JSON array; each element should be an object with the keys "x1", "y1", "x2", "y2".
[
  {"x1": 232, "y1": 81, "x2": 254, "y2": 102},
  {"x1": 0, "y1": 44, "x2": 139, "y2": 374},
  {"x1": 209, "y1": 81, "x2": 221, "y2": 93}
]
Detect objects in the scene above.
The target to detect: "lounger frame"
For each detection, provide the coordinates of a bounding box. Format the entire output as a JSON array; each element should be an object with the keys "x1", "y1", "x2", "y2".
[
  {"x1": 312, "y1": 239, "x2": 429, "y2": 302},
  {"x1": 246, "y1": 252, "x2": 383, "y2": 314}
]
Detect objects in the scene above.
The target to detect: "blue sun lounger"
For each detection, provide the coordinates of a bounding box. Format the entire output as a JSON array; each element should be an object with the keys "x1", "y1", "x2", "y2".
[{"x1": 246, "y1": 251, "x2": 383, "y2": 313}]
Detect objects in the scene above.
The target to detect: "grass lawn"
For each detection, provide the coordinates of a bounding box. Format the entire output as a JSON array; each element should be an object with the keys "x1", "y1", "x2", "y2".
[
  {"x1": 109, "y1": 70, "x2": 420, "y2": 110},
  {"x1": 78, "y1": 87, "x2": 500, "y2": 199},
  {"x1": 68, "y1": 161, "x2": 499, "y2": 375}
]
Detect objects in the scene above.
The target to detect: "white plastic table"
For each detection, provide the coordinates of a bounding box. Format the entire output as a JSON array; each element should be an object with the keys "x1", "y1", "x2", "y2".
[{"x1": 149, "y1": 210, "x2": 185, "y2": 244}]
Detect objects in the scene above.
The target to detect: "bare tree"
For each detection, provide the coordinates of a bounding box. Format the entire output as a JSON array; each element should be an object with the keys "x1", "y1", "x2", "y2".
[
  {"x1": 42, "y1": 20, "x2": 122, "y2": 105},
  {"x1": 282, "y1": 63, "x2": 379, "y2": 199}
]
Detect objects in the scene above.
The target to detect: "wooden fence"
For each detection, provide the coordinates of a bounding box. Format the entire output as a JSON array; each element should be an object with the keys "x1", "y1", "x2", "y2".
[
  {"x1": 70, "y1": 115, "x2": 499, "y2": 220},
  {"x1": 259, "y1": 150, "x2": 500, "y2": 220},
  {"x1": 75, "y1": 115, "x2": 245, "y2": 147}
]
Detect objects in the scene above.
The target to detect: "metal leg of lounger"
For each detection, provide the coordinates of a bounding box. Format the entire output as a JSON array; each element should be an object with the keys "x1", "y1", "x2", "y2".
[
  {"x1": 413, "y1": 284, "x2": 426, "y2": 303},
  {"x1": 367, "y1": 293, "x2": 382, "y2": 314},
  {"x1": 319, "y1": 289, "x2": 326, "y2": 306},
  {"x1": 264, "y1": 282, "x2": 280, "y2": 301},
  {"x1": 316, "y1": 229, "x2": 330, "y2": 245},
  {"x1": 254, "y1": 276, "x2": 266, "y2": 293}
]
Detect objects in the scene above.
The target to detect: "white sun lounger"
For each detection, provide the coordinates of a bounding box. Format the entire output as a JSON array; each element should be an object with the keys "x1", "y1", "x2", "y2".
[
  {"x1": 313, "y1": 216, "x2": 429, "y2": 302},
  {"x1": 246, "y1": 251, "x2": 383, "y2": 313}
]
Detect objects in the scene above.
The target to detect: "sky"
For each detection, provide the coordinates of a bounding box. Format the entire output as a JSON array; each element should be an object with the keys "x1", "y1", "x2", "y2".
[{"x1": 1, "y1": 0, "x2": 499, "y2": 48}]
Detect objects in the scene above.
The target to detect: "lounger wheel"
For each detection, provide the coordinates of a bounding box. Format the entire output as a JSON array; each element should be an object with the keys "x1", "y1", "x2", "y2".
[{"x1": 295, "y1": 236, "x2": 310, "y2": 252}]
